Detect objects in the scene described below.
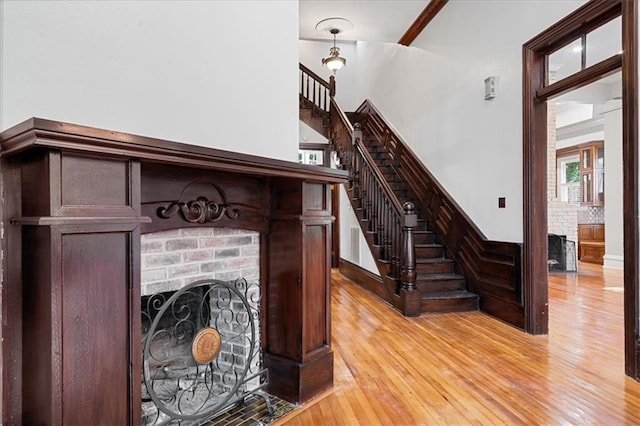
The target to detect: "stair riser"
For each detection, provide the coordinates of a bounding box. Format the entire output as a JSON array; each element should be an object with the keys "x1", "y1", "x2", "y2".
[
  {"x1": 416, "y1": 279, "x2": 466, "y2": 293},
  {"x1": 414, "y1": 233, "x2": 435, "y2": 244},
  {"x1": 415, "y1": 247, "x2": 443, "y2": 258},
  {"x1": 364, "y1": 232, "x2": 381, "y2": 246},
  {"x1": 421, "y1": 296, "x2": 478, "y2": 313},
  {"x1": 416, "y1": 262, "x2": 455, "y2": 274},
  {"x1": 416, "y1": 221, "x2": 429, "y2": 232}
]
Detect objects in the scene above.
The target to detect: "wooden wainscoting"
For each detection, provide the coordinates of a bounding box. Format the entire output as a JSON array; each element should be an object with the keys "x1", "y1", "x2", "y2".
[{"x1": 275, "y1": 264, "x2": 640, "y2": 425}]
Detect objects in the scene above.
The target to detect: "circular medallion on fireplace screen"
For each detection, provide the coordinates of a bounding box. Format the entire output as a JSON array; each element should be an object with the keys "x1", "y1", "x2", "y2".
[{"x1": 192, "y1": 327, "x2": 222, "y2": 364}]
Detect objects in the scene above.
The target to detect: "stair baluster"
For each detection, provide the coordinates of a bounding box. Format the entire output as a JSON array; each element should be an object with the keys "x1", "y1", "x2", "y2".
[{"x1": 299, "y1": 64, "x2": 335, "y2": 135}]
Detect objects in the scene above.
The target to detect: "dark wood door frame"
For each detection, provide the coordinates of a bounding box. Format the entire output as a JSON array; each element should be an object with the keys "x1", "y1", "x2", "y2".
[{"x1": 523, "y1": 0, "x2": 639, "y2": 379}]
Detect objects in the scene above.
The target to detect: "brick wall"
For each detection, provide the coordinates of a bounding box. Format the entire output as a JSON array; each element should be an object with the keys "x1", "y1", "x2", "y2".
[
  {"x1": 140, "y1": 227, "x2": 263, "y2": 420},
  {"x1": 548, "y1": 100, "x2": 558, "y2": 199},
  {"x1": 140, "y1": 227, "x2": 260, "y2": 296},
  {"x1": 548, "y1": 199, "x2": 578, "y2": 243},
  {"x1": 548, "y1": 96, "x2": 579, "y2": 243}
]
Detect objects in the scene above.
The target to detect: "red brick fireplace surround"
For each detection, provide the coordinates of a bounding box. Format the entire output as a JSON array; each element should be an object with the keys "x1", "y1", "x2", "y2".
[{"x1": 0, "y1": 118, "x2": 347, "y2": 425}]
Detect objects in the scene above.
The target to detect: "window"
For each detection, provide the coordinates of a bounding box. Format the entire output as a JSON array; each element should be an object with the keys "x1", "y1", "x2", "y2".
[
  {"x1": 298, "y1": 149, "x2": 324, "y2": 165},
  {"x1": 299, "y1": 143, "x2": 330, "y2": 166},
  {"x1": 546, "y1": 15, "x2": 621, "y2": 85},
  {"x1": 558, "y1": 155, "x2": 580, "y2": 204}
]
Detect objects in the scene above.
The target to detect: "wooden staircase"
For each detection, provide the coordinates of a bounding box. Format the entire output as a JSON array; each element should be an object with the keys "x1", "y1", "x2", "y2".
[
  {"x1": 299, "y1": 64, "x2": 478, "y2": 316},
  {"x1": 348, "y1": 131, "x2": 479, "y2": 315}
]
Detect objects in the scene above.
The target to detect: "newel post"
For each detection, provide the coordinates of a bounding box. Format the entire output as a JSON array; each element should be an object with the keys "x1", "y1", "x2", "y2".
[
  {"x1": 352, "y1": 123, "x2": 362, "y2": 147},
  {"x1": 401, "y1": 201, "x2": 420, "y2": 316},
  {"x1": 329, "y1": 75, "x2": 336, "y2": 97}
]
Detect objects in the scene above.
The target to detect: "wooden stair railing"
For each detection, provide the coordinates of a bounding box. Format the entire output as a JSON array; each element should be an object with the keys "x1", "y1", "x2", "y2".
[
  {"x1": 298, "y1": 66, "x2": 485, "y2": 318},
  {"x1": 330, "y1": 98, "x2": 422, "y2": 315},
  {"x1": 300, "y1": 65, "x2": 524, "y2": 320},
  {"x1": 299, "y1": 63, "x2": 334, "y2": 137},
  {"x1": 353, "y1": 100, "x2": 526, "y2": 329}
]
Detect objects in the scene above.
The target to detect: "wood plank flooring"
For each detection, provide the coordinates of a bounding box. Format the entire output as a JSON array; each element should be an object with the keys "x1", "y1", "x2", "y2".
[{"x1": 274, "y1": 262, "x2": 640, "y2": 425}]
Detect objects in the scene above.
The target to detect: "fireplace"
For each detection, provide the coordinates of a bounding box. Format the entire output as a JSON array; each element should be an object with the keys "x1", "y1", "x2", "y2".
[
  {"x1": 0, "y1": 118, "x2": 348, "y2": 425},
  {"x1": 141, "y1": 278, "x2": 268, "y2": 424},
  {"x1": 140, "y1": 229, "x2": 267, "y2": 424},
  {"x1": 548, "y1": 234, "x2": 577, "y2": 272}
]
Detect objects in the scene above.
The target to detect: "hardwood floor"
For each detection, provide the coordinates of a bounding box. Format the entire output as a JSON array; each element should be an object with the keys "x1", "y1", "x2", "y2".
[{"x1": 274, "y1": 262, "x2": 640, "y2": 425}]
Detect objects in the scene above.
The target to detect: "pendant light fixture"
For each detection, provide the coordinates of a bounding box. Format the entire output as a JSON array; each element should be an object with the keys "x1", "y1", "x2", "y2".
[
  {"x1": 316, "y1": 17, "x2": 353, "y2": 75},
  {"x1": 322, "y1": 28, "x2": 346, "y2": 74}
]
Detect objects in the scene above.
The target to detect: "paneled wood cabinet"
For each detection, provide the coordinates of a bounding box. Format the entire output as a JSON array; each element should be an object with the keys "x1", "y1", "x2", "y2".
[
  {"x1": 578, "y1": 223, "x2": 605, "y2": 264},
  {"x1": 580, "y1": 141, "x2": 605, "y2": 206}
]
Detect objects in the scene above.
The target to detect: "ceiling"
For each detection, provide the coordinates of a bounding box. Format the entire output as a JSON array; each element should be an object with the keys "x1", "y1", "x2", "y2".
[
  {"x1": 298, "y1": 1, "x2": 620, "y2": 137},
  {"x1": 298, "y1": 0, "x2": 430, "y2": 43}
]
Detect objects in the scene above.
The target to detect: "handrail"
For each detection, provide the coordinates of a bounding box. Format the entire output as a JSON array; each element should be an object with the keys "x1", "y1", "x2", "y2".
[
  {"x1": 331, "y1": 99, "x2": 403, "y2": 214},
  {"x1": 330, "y1": 96, "x2": 354, "y2": 133},
  {"x1": 299, "y1": 63, "x2": 335, "y2": 117},
  {"x1": 299, "y1": 63, "x2": 333, "y2": 92},
  {"x1": 355, "y1": 140, "x2": 405, "y2": 215},
  {"x1": 330, "y1": 98, "x2": 411, "y2": 286}
]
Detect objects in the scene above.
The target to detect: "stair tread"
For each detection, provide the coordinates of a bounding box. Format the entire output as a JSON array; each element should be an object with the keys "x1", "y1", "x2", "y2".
[
  {"x1": 416, "y1": 273, "x2": 465, "y2": 281},
  {"x1": 421, "y1": 290, "x2": 478, "y2": 300},
  {"x1": 415, "y1": 243, "x2": 443, "y2": 248}
]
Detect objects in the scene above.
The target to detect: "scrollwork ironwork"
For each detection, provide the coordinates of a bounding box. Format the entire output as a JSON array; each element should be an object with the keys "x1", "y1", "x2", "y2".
[{"x1": 141, "y1": 278, "x2": 269, "y2": 425}]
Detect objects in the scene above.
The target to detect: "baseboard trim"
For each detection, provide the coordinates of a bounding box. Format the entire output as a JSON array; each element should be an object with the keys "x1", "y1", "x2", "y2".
[
  {"x1": 603, "y1": 254, "x2": 624, "y2": 270},
  {"x1": 338, "y1": 258, "x2": 392, "y2": 299},
  {"x1": 339, "y1": 258, "x2": 382, "y2": 284}
]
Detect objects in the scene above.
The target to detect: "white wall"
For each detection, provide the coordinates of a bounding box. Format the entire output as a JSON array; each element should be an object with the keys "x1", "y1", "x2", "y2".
[
  {"x1": 354, "y1": 1, "x2": 586, "y2": 242},
  {"x1": 299, "y1": 39, "x2": 359, "y2": 112},
  {"x1": 299, "y1": 121, "x2": 328, "y2": 144},
  {"x1": 339, "y1": 185, "x2": 379, "y2": 274},
  {"x1": 603, "y1": 107, "x2": 623, "y2": 269},
  {"x1": 1, "y1": 0, "x2": 299, "y2": 162}
]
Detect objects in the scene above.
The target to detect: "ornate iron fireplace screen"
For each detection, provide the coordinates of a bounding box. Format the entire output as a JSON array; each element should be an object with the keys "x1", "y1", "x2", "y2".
[{"x1": 141, "y1": 277, "x2": 271, "y2": 424}]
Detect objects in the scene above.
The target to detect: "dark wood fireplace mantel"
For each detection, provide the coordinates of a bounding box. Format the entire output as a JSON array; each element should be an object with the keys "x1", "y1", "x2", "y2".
[{"x1": 0, "y1": 118, "x2": 347, "y2": 425}]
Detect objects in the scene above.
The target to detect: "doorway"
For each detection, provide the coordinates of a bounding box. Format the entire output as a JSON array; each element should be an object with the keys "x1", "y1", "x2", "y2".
[
  {"x1": 523, "y1": 0, "x2": 638, "y2": 379},
  {"x1": 548, "y1": 73, "x2": 622, "y2": 271}
]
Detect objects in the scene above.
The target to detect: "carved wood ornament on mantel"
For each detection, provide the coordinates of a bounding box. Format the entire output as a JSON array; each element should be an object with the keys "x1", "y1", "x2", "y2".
[{"x1": 157, "y1": 180, "x2": 241, "y2": 224}]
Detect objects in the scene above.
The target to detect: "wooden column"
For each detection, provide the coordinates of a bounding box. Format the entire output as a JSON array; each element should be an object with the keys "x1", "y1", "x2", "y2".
[
  {"x1": 15, "y1": 150, "x2": 144, "y2": 425},
  {"x1": 265, "y1": 178, "x2": 334, "y2": 402}
]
